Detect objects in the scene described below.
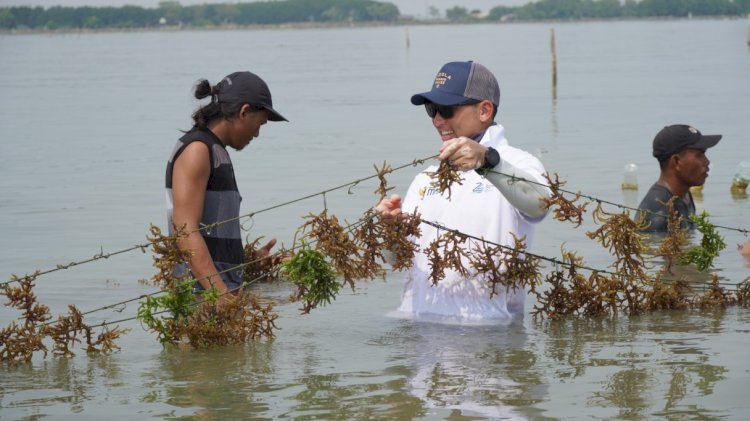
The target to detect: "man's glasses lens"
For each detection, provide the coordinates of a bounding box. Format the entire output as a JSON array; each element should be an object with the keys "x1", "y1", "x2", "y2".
[
  {"x1": 425, "y1": 103, "x2": 457, "y2": 119},
  {"x1": 424, "y1": 100, "x2": 479, "y2": 119}
]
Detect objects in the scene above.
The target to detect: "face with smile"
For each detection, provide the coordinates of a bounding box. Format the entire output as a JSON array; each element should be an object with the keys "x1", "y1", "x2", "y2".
[{"x1": 427, "y1": 100, "x2": 494, "y2": 142}]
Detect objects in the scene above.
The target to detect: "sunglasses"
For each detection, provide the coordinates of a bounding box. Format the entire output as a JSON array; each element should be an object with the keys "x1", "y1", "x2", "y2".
[{"x1": 424, "y1": 100, "x2": 480, "y2": 119}]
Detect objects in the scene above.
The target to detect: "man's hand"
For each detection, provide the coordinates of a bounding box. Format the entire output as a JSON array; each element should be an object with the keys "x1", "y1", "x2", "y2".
[
  {"x1": 376, "y1": 194, "x2": 403, "y2": 220},
  {"x1": 438, "y1": 136, "x2": 487, "y2": 171}
]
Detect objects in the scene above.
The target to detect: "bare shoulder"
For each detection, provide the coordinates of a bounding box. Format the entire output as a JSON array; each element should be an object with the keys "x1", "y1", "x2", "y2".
[{"x1": 174, "y1": 140, "x2": 211, "y2": 180}]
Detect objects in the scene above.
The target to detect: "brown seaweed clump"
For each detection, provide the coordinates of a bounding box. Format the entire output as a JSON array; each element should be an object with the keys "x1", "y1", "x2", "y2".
[
  {"x1": 469, "y1": 234, "x2": 543, "y2": 297},
  {"x1": 531, "y1": 250, "x2": 587, "y2": 320},
  {"x1": 642, "y1": 275, "x2": 692, "y2": 312},
  {"x1": 529, "y1": 249, "x2": 627, "y2": 320},
  {"x1": 353, "y1": 208, "x2": 422, "y2": 273},
  {"x1": 373, "y1": 161, "x2": 396, "y2": 201},
  {"x1": 541, "y1": 173, "x2": 589, "y2": 227},
  {"x1": 1, "y1": 273, "x2": 126, "y2": 363},
  {"x1": 586, "y1": 203, "x2": 650, "y2": 315},
  {"x1": 0, "y1": 273, "x2": 51, "y2": 363},
  {"x1": 425, "y1": 229, "x2": 470, "y2": 285},
  {"x1": 285, "y1": 206, "x2": 423, "y2": 314},
  {"x1": 693, "y1": 275, "x2": 736, "y2": 309},
  {"x1": 736, "y1": 278, "x2": 750, "y2": 306},
  {"x1": 184, "y1": 293, "x2": 278, "y2": 347},
  {"x1": 138, "y1": 224, "x2": 278, "y2": 347},
  {"x1": 426, "y1": 160, "x2": 464, "y2": 200},
  {"x1": 653, "y1": 197, "x2": 689, "y2": 275},
  {"x1": 298, "y1": 210, "x2": 385, "y2": 288},
  {"x1": 242, "y1": 237, "x2": 283, "y2": 285}
]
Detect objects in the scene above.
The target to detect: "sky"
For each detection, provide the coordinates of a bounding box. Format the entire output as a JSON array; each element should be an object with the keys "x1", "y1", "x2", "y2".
[{"x1": 0, "y1": 0, "x2": 530, "y2": 19}]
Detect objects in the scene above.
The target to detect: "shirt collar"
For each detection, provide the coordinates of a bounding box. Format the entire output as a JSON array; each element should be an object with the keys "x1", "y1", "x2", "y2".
[{"x1": 471, "y1": 122, "x2": 497, "y2": 142}]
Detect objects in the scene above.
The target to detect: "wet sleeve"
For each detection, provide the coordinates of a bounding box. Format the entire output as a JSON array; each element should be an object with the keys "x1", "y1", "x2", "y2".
[{"x1": 482, "y1": 156, "x2": 551, "y2": 220}]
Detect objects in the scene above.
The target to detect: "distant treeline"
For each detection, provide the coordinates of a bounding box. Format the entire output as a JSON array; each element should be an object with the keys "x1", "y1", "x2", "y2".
[
  {"x1": 483, "y1": 0, "x2": 750, "y2": 22},
  {"x1": 0, "y1": 0, "x2": 400, "y2": 30},
  {"x1": 1, "y1": 0, "x2": 749, "y2": 31}
]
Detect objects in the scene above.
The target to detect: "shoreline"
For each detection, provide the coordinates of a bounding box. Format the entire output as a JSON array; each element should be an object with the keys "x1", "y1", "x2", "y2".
[{"x1": 0, "y1": 15, "x2": 744, "y2": 36}]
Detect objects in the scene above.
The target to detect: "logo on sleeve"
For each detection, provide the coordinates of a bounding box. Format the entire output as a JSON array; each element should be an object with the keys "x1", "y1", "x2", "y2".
[
  {"x1": 419, "y1": 185, "x2": 442, "y2": 199},
  {"x1": 472, "y1": 182, "x2": 495, "y2": 194}
]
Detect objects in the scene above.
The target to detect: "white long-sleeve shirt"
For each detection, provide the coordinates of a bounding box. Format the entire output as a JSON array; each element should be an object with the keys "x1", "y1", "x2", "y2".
[{"x1": 398, "y1": 124, "x2": 549, "y2": 322}]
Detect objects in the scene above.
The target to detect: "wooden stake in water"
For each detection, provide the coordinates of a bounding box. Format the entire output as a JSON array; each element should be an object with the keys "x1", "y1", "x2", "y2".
[
  {"x1": 405, "y1": 27, "x2": 410, "y2": 49},
  {"x1": 550, "y1": 28, "x2": 557, "y2": 101},
  {"x1": 747, "y1": 14, "x2": 750, "y2": 46}
]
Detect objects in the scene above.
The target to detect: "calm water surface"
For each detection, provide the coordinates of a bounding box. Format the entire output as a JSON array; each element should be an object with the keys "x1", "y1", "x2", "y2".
[{"x1": 1, "y1": 19, "x2": 749, "y2": 420}]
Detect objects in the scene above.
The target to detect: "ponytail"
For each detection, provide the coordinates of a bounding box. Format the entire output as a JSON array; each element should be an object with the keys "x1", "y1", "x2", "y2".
[
  {"x1": 189, "y1": 78, "x2": 243, "y2": 130},
  {"x1": 194, "y1": 79, "x2": 213, "y2": 101}
]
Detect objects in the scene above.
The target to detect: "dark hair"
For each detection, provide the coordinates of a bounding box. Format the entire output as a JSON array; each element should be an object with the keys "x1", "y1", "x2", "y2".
[
  {"x1": 189, "y1": 79, "x2": 244, "y2": 130},
  {"x1": 658, "y1": 149, "x2": 689, "y2": 171}
]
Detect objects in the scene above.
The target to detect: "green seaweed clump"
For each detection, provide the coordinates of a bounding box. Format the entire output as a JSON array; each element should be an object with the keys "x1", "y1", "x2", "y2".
[
  {"x1": 680, "y1": 211, "x2": 726, "y2": 271},
  {"x1": 282, "y1": 243, "x2": 341, "y2": 314}
]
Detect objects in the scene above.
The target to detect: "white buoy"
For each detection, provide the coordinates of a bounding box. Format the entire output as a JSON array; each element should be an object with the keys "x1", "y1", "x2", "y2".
[
  {"x1": 621, "y1": 163, "x2": 638, "y2": 190},
  {"x1": 731, "y1": 161, "x2": 750, "y2": 197}
]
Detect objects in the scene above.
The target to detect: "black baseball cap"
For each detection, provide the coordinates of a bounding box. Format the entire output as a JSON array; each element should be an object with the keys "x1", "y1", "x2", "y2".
[
  {"x1": 215, "y1": 71, "x2": 288, "y2": 122},
  {"x1": 652, "y1": 124, "x2": 721, "y2": 161}
]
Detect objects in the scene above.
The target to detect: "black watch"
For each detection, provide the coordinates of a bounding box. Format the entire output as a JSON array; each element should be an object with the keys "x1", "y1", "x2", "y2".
[{"x1": 480, "y1": 147, "x2": 500, "y2": 170}]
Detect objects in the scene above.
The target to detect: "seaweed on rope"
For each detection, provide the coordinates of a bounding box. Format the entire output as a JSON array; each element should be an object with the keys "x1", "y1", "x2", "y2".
[
  {"x1": 425, "y1": 159, "x2": 464, "y2": 200},
  {"x1": 2, "y1": 155, "x2": 749, "y2": 362},
  {"x1": 0, "y1": 273, "x2": 128, "y2": 364},
  {"x1": 136, "y1": 224, "x2": 279, "y2": 347}
]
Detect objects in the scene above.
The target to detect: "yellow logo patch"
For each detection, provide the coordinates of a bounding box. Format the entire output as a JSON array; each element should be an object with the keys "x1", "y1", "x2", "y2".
[{"x1": 434, "y1": 72, "x2": 452, "y2": 89}]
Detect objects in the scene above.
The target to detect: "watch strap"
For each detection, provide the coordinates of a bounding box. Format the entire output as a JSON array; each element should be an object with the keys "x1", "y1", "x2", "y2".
[{"x1": 480, "y1": 147, "x2": 499, "y2": 170}]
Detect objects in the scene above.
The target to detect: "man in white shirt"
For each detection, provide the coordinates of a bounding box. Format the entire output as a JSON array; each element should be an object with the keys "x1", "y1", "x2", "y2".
[{"x1": 377, "y1": 61, "x2": 551, "y2": 322}]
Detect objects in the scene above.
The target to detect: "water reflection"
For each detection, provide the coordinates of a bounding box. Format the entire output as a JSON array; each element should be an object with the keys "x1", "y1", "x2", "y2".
[
  {"x1": 383, "y1": 320, "x2": 551, "y2": 420},
  {"x1": 0, "y1": 354, "x2": 123, "y2": 418},
  {"x1": 143, "y1": 333, "x2": 428, "y2": 420},
  {"x1": 535, "y1": 310, "x2": 732, "y2": 419},
  {"x1": 285, "y1": 368, "x2": 426, "y2": 420},
  {"x1": 143, "y1": 342, "x2": 277, "y2": 420}
]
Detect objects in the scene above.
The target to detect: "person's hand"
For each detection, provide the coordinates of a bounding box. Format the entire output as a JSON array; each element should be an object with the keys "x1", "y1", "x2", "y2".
[
  {"x1": 256, "y1": 238, "x2": 292, "y2": 265},
  {"x1": 438, "y1": 136, "x2": 486, "y2": 171},
  {"x1": 376, "y1": 194, "x2": 403, "y2": 220},
  {"x1": 741, "y1": 240, "x2": 750, "y2": 262},
  {"x1": 218, "y1": 290, "x2": 238, "y2": 305}
]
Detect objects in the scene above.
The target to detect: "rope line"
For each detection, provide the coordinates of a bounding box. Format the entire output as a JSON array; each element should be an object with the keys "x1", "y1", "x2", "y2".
[
  {"x1": 47, "y1": 210, "x2": 749, "y2": 328},
  {"x1": 3, "y1": 154, "x2": 747, "y2": 288},
  {"x1": 24, "y1": 213, "x2": 747, "y2": 335},
  {"x1": 485, "y1": 168, "x2": 750, "y2": 235},
  {"x1": 38, "y1": 216, "x2": 374, "y2": 326},
  {"x1": 0, "y1": 156, "x2": 433, "y2": 287},
  {"x1": 420, "y1": 219, "x2": 618, "y2": 277}
]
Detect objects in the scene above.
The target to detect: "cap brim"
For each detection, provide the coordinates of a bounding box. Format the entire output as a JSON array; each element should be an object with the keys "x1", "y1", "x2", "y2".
[
  {"x1": 694, "y1": 134, "x2": 721, "y2": 150},
  {"x1": 265, "y1": 106, "x2": 288, "y2": 122},
  {"x1": 410, "y1": 90, "x2": 471, "y2": 106}
]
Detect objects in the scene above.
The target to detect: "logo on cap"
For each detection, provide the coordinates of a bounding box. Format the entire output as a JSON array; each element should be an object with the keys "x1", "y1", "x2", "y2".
[
  {"x1": 433, "y1": 72, "x2": 452, "y2": 89},
  {"x1": 688, "y1": 126, "x2": 698, "y2": 134}
]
